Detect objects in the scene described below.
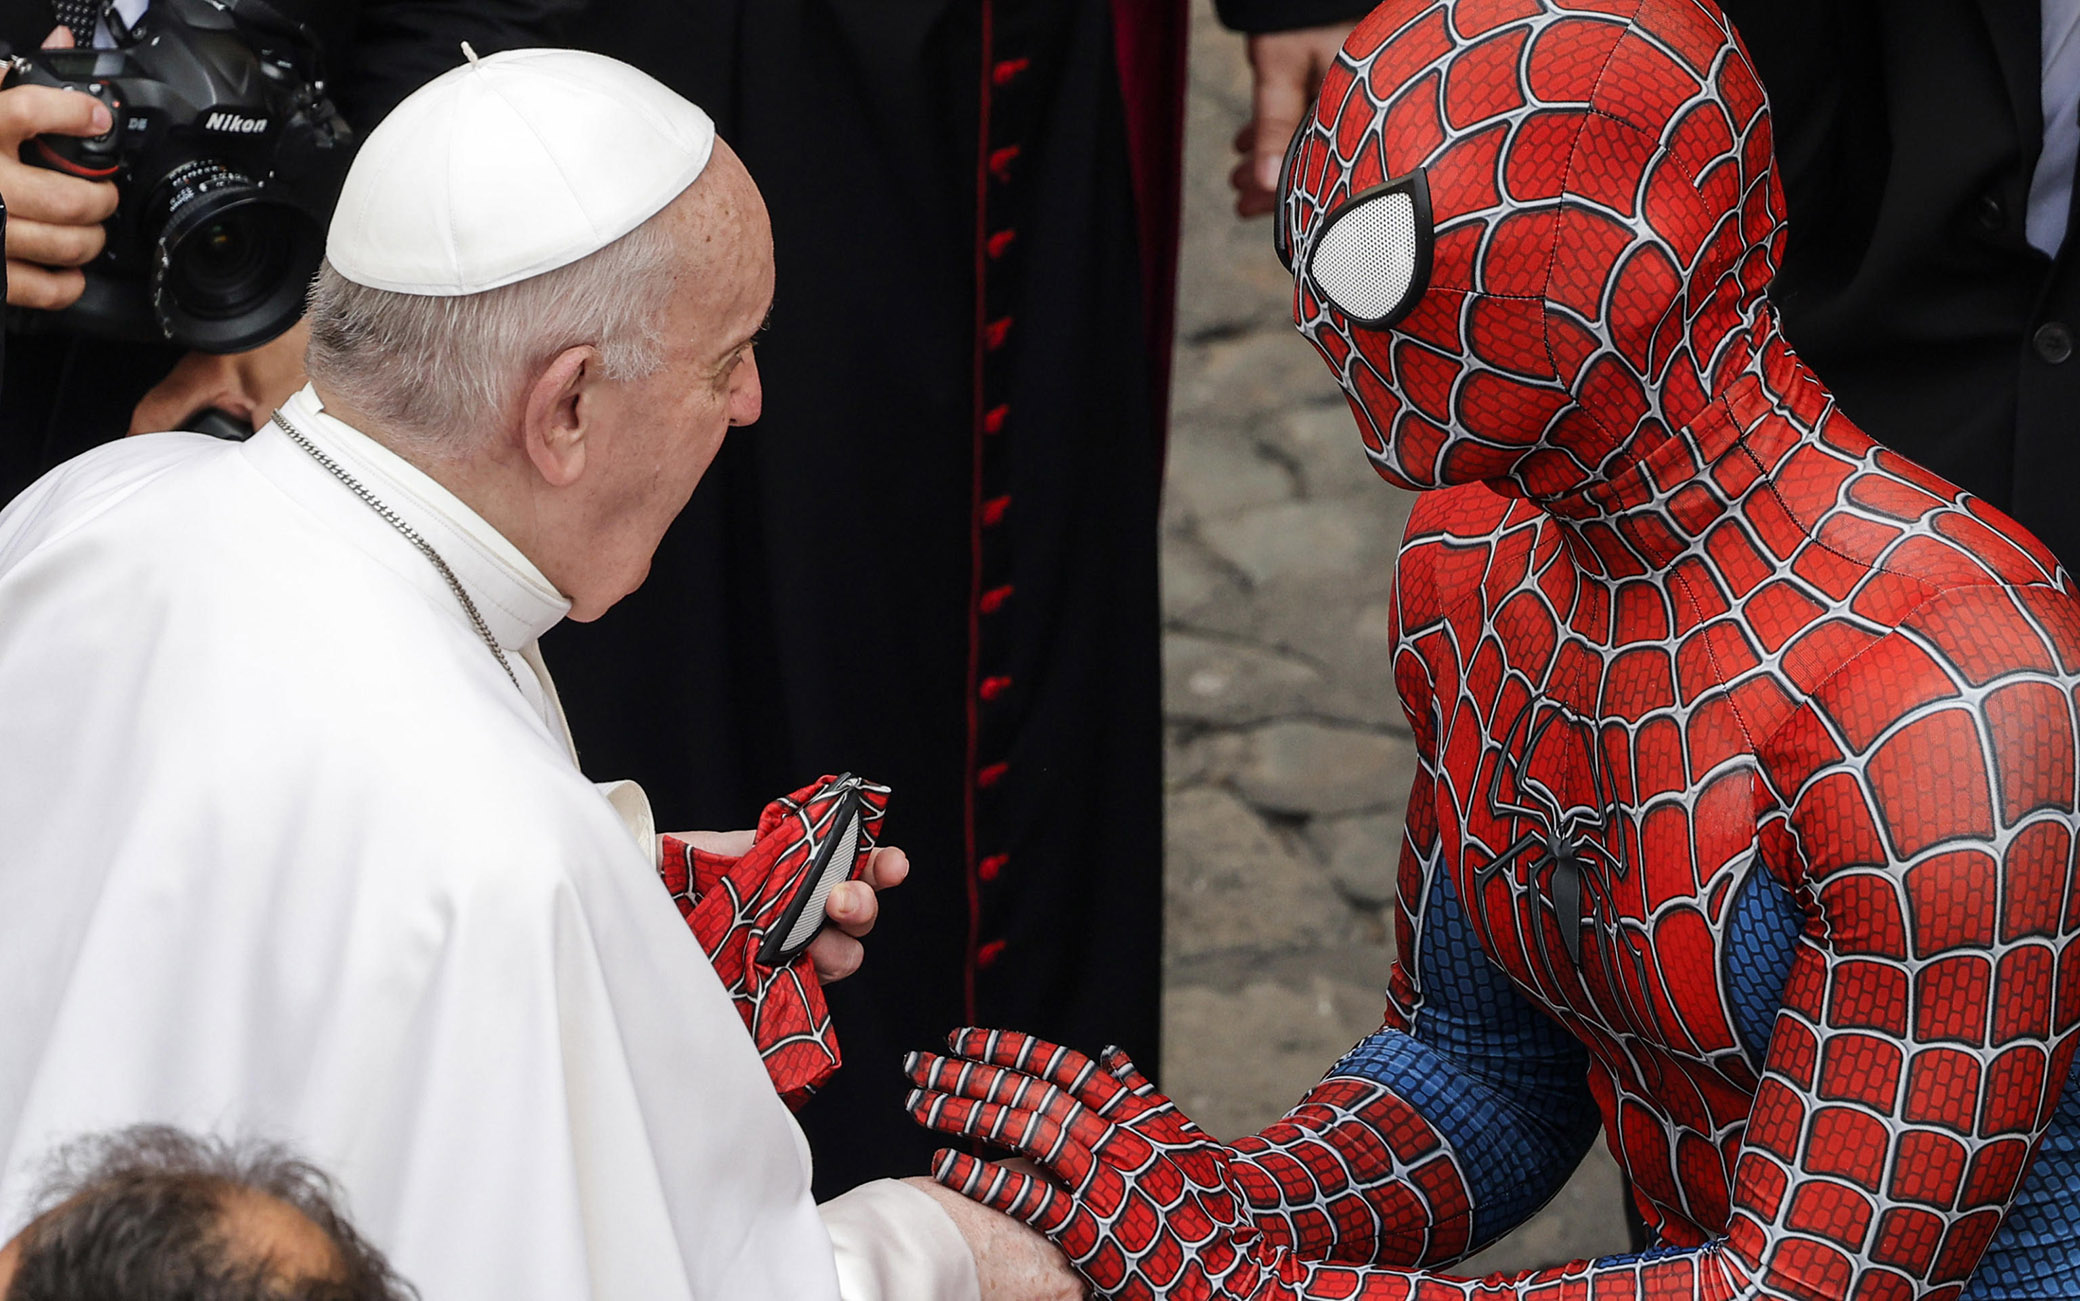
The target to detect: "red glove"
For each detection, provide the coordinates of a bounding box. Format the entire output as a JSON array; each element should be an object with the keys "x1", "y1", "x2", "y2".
[
  {"x1": 906, "y1": 1028, "x2": 1295, "y2": 1298},
  {"x1": 659, "y1": 775, "x2": 891, "y2": 1108}
]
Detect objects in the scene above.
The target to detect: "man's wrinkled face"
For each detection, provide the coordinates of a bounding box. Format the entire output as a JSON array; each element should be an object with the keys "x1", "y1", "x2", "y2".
[{"x1": 568, "y1": 142, "x2": 773, "y2": 619}]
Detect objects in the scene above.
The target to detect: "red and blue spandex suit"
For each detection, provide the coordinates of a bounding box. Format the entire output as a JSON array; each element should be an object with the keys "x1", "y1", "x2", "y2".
[{"x1": 903, "y1": 1, "x2": 2080, "y2": 1297}]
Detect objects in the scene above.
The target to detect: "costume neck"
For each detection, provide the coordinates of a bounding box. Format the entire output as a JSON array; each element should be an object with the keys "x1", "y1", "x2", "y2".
[{"x1": 1533, "y1": 314, "x2": 1816, "y2": 578}]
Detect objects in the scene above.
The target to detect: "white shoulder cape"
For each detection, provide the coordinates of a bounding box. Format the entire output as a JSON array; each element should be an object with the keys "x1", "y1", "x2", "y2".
[{"x1": 0, "y1": 412, "x2": 845, "y2": 1299}]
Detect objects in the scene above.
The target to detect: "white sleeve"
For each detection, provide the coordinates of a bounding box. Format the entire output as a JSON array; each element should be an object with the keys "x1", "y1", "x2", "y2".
[
  {"x1": 592, "y1": 778, "x2": 658, "y2": 857},
  {"x1": 820, "y1": 1179, "x2": 981, "y2": 1301}
]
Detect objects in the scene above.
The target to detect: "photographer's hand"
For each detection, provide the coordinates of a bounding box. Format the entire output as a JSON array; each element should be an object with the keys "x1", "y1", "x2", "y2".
[
  {"x1": 128, "y1": 319, "x2": 311, "y2": 436},
  {"x1": 0, "y1": 29, "x2": 119, "y2": 309}
]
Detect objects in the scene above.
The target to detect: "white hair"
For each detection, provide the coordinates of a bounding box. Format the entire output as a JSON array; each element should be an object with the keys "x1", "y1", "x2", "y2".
[{"x1": 304, "y1": 208, "x2": 682, "y2": 457}]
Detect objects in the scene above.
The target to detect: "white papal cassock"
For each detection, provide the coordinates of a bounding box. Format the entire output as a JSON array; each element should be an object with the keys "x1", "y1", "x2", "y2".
[{"x1": 0, "y1": 387, "x2": 975, "y2": 1300}]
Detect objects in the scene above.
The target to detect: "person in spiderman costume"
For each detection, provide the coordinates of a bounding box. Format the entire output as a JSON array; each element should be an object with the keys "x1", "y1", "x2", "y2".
[{"x1": 900, "y1": 0, "x2": 2080, "y2": 1297}]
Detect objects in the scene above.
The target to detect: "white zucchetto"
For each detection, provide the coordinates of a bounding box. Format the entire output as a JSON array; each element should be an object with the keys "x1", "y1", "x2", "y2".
[{"x1": 326, "y1": 46, "x2": 716, "y2": 296}]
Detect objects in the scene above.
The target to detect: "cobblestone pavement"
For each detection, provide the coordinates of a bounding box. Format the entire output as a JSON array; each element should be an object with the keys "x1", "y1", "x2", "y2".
[{"x1": 1159, "y1": 2, "x2": 1632, "y2": 1275}]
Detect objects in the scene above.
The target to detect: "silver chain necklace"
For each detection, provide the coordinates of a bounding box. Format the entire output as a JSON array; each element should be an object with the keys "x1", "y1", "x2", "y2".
[{"x1": 272, "y1": 411, "x2": 521, "y2": 692}]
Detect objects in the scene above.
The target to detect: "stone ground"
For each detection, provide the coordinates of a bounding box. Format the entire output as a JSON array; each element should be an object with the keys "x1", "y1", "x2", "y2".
[{"x1": 1158, "y1": 2, "x2": 1632, "y2": 1275}]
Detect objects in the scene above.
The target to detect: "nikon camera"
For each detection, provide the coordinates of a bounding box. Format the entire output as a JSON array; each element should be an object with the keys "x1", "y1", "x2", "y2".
[{"x1": 3, "y1": 0, "x2": 353, "y2": 354}]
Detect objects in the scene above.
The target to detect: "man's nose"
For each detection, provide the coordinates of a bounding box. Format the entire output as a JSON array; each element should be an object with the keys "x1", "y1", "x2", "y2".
[{"x1": 728, "y1": 353, "x2": 763, "y2": 428}]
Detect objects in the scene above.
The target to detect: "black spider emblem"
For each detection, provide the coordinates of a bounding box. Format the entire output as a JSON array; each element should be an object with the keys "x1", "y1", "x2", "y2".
[{"x1": 1469, "y1": 695, "x2": 1633, "y2": 971}]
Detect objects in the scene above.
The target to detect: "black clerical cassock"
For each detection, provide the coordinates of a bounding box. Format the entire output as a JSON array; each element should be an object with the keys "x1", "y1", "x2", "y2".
[{"x1": 549, "y1": 0, "x2": 1186, "y2": 1196}]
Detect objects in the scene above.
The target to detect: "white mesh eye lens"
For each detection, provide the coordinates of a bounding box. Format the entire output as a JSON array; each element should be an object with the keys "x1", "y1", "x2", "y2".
[
  {"x1": 1305, "y1": 175, "x2": 1432, "y2": 327},
  {"x1": 777, "y1": 812, "x2": 859, "y2": 955}
]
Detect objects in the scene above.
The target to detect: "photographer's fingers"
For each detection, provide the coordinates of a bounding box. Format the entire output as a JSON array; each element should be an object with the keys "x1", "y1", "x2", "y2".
[
  {"x1": 0, "y1": 162, "x2": 117, "y2": 228},
  {"x1": 0, "y1": 83, "x2": 113, "y2": 146},
  {"x1": 6, "y1": 214, "x2": 104, "y2": 268},
  {"x1": 5, "y1": 259, "x2": 84, "y2": 310},
  {"x1": 0, "y1": 86, "x2": 122, "y2": 249}
]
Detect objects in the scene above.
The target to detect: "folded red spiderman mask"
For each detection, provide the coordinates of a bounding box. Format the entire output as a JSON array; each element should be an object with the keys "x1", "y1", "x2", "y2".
[{"x1": 658, "y1": 774, "x2": 890, "y2": 1109}]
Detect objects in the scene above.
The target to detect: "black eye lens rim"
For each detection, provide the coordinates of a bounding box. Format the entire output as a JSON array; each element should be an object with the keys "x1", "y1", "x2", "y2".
[
  {"x1": 1273, "y1": 121, "x2": 1310, "y2": 273},
  {"x1": 1301, "y1": 168, "x2": 1435, "y2": 331}
]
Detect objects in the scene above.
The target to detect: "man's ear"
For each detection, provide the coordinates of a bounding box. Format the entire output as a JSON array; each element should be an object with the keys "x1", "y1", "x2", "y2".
[{"x1": 521, "y1": 346, "x2": 598, "y2": 488}]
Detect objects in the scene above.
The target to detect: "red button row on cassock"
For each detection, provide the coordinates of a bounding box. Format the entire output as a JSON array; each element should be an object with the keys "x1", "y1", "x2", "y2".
[{"x1": 973, "y1": 46, "x2": 1028, "y2": 977}]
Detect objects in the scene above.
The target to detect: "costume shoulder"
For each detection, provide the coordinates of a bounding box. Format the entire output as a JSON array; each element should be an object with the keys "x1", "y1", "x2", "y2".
[
  {"x1": 1750, "y1": 411, "x2": 2077, "y2": 703},
  {"x1": 1749, "y1": 412, "x2": 2080, "y2": 808},
  {"x1": 1795, "y1": 409, "x2": 2063, "y2": 595}
]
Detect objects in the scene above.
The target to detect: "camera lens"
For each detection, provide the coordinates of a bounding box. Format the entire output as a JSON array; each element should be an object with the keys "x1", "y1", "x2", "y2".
[
  {"x1": 170, "y1": 210, "x2": 285, "y2": 311},
  {"x1": 149, "y1": 159, "x2": 322, "y2": 353}
]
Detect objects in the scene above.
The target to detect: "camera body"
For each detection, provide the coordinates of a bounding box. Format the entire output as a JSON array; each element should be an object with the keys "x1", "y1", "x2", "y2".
[{"x1": 5, "y1": 0, "x2": 352, "y2": 353}]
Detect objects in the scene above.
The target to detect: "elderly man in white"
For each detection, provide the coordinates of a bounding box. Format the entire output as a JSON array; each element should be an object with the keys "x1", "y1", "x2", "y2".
[{"x1": 0, "y1": 47, "x2": 1080, "y2": 1301}]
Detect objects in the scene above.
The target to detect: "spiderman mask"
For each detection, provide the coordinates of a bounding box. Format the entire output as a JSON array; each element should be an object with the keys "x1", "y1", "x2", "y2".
[
  {"x1": 1277, "y1": 0, "x2": 1780, "y2": 499},
  {"x1": 659, "y1": 774, "x2": 891, "y2": 1109}
]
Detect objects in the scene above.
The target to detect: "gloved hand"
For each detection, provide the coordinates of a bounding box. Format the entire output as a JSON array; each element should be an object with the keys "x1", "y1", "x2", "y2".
[
  {"x1": 904, "y1": 1028, "x2": 1302, "y2": 1299},
  {"x1": 659, "y1": 775, "x2": 890, "y2": 1108}
]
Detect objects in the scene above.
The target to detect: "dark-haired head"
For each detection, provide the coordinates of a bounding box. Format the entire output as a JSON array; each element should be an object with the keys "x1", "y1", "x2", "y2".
[{"x1": 0, "y1": 1125, "x2": 415, "y2": 1301}]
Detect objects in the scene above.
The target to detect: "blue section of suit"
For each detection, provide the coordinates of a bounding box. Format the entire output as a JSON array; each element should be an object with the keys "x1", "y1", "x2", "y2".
[{"x1": 1326, "y1": 852, "x2": 2080, "y2": 1289}]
